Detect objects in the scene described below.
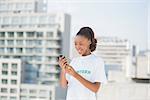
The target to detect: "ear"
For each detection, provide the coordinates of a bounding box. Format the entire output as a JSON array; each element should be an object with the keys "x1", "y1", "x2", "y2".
[{"x1": 88, "y1": 40, "x2": 92, "y2": 44}]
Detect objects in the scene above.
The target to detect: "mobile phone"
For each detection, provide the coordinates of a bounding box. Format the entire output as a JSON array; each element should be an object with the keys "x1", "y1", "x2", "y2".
[{"x1": 59, "y1": 55, "x2": 65, "y2": 59}]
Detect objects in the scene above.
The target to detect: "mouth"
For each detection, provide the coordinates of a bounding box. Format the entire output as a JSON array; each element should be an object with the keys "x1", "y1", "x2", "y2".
[{"x1": 78, "y1": 49, "x2": 83, "y2": 54}]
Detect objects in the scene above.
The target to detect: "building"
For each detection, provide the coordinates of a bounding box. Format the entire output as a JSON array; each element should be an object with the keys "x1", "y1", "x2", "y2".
[
  {"x1": 0, "y1": 58, "x2": 56, "y2": 100},
  {"x1": 21, "y1": 62, "x2": 38, "y2": 84},
  {"x1": 0, "y1": 0, "x2": 47, "y2": 13},
  {"x1": 0, "y1": 0, "x2": 71, "y2": 84},
  {"x1": 0, "y1": 58, "x2": 21, "y2": 100},
  {"x1": 134, "y1": 50, "x2": 150, "y2": 79},
  {"x1": 97, "y1": 82, "x2": 150, "y2": 100},
  {"x1": 95, "y1": 37, "x2": 132, "y2": 82},
  {"x1": 20, "y1": 84, "x2": 55, "y2": 100}
]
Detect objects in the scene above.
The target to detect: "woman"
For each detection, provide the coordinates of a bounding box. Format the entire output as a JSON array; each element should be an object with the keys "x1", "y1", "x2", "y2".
[{"x1": 58, "y1": 27, "x2": 107, "y2": 100}]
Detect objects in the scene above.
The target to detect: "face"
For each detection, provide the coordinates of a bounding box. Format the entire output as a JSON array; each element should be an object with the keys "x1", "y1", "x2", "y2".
[{"x1": 74, "y1": 35, "x2": 91, "y2": 56}]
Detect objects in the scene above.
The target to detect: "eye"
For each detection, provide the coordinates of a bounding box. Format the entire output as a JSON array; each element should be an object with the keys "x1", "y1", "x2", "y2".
[
  {"x1": 75, "y1": 42, "x2": 77, "y2": 46},
  {"x1": 79, "y1": 43, "x2": 83, "y2": 46}
]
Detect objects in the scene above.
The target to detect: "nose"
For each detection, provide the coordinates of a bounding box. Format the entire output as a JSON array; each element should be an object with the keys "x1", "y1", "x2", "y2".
[{"x1": 75, "y1": 45, "x2": 80, "y2": 51}]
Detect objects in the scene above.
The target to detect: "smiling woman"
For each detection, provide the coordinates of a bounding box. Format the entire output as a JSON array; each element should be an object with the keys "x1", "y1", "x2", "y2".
[{"x1": 58, "y1": 27, "x2": 107, "y2": 100}]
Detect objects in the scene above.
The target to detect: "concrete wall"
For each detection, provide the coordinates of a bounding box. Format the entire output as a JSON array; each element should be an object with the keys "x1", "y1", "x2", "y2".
[{"x1": 97, "y1": 83, "x2": 150, "y2": 100}]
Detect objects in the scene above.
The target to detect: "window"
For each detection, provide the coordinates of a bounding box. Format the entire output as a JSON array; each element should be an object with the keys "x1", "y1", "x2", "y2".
[
  {"x1": 16, "y1": 48, "x2": 23, "y2": 53},
  {"x1": 0, "y1": 96, "x2": 7, "y2": 100},
  {"x1": 34, "y1": 48, "x2": 42, "y2": 53},
  {"x1": 29, "y1": 96, "x2": 36, "y2": 99},
  {"x1": 35, "y1": 56, "x2": 42, "y2": 61},
  {"x1": 47, "y1": 32, "x2": 53, "y2": 37},
  {"x1": 46, "y1": 56, "x2": 52, "y2": 62},
  {"x1": 0, "y1": 40, "x2": 5, "y2": 45},
  {"x1": 11, "y1": 80, "x2": 17, "y2": 85},
  {"x1": 39, "y1": 16, "x2": 47, "y2": 24},
  {"x1": 22, "y1": 56, "x2": 33, "y2": 61},
  {"x1": 39, "y1": 97, "x2": 46, "y2": 99},
  {"x1": 17, "y1": 32, "x2": 23, "y2": 37},
  {"x1": 3, "y1": 17, "x2": 9, "y2": 25},
  {"x1": 57, "y1": 31, "x2": 61, "y2": 37},
  {"x1": 11, "y1": 71, "x2": 17, "y2": 75},
  {"x1": 36, "y1": 32, "x2": 43, "y2": 37},
  {"x1": 7, "y1": 40, "x2": 14, "y2": 45},
  {"x1": 12, "y1": 63, "x2": 17, "y2": 69},
  {"x1": 16, "y1": 40, "x2": 23, "y2": 45},
  {"x1": 11, "y1": 16, "x2": 19, "y2": 25},
  {"x1": 10, "y1": 96, "x2": 17, "y2": 100},
  {"x1": 0, "y1": 32, "x2": 5, "y2": 37},
  {"x1": 7, "y1": 32, "x2": 14, "y2": 37},
  {"x1": 1, "y1": 88, "x2": 7, "y2": 93},
  {"x1": 26, "y1": 40, "x2": 34, "y2": 45},
  {"x1": 26, "y1": 48, "x2": 33, "y2": 53},
  {"x1": 2, "y1": 71, "x2": 8, "y2": 75},
  {"x1": 20, "y1": 89, "x2": 27, "y2": 93},
  {"x1": 26, "y1": 32, "x2": 34, "y2": 37},
  {"x1": 35, "y1": 40, "x2": 42, "y2": 45},
  {"x1": 2, "y1": 63, "x2": 8, "y2": 69},
  {"x1": 20, "y1": 96, "x2": 27, "y2": 100},
  {"x1": 1, "y1": 79, "x2": 8, "y2": 84},
  {"x1": 10, "y1": 88, "x2": 17, "y2": 93},
  {"x1": 39, "y1": 90, "x2": 46, "y2": 94},
  {"x1": 21, "y1": 16, "x2": 28, "y2": 25},
  {"x1": 0, "y1": 48, "x2": 5, "y2": 53},
  {"x1": 7, "y1": 48, "x2": 13, "y2": 53},
  {"x1": 30, "y1": 16, "x2": 37, "y2": 24},
  {"x1": 29, "y1": 89, "x2": 36, "y2": 94}
]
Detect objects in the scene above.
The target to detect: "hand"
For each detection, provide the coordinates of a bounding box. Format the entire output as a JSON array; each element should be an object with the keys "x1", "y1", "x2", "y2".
[
  {"x1": 65, "y1": 65, "x2": 77, "y2": 77},
  {"x1": 58, "y1": 56, "x2": 68, "y2": 71}
]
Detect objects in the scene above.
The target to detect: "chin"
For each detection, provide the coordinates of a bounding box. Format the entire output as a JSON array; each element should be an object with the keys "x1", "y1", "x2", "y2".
[{"x1": 78, "y1": 51, "x2": 83, "y2": 55}]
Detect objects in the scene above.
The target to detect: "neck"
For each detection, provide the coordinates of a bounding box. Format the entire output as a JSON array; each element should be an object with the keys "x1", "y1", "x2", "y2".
[{"x1": 82, "y1": 51, "x2": 91, "y2": 56}]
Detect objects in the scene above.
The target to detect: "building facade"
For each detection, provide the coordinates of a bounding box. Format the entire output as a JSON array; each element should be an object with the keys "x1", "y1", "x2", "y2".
[
  {"x1": 95, "y1": 37, "x2": 132, "y2": 82},
  {"x1": 0, "y1": 58, "x2": 56, "y2": 100},
  {"x1": 0, "y1": 0, "x2": 71, "y2": 84}
]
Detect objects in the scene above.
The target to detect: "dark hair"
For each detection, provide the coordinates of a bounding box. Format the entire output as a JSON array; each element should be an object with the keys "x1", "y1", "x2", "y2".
[{"x1": 76, "y1": 27, "x2": 97, "y2": 52}]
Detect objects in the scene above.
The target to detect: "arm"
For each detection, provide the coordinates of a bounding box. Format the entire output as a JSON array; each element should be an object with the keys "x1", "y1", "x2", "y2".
[
  {"x1": 65, "y1": 66, "x2": 101, "y2": 93},
  {"x1": 60, "y1": 69, "x2": 68, "y2": 88},
  {"x1": 74, "y1": 72, "x2": 100, "y2": 93},
  {"x1": 58, "y1": 56, "x2": 68, "y2": 88}
]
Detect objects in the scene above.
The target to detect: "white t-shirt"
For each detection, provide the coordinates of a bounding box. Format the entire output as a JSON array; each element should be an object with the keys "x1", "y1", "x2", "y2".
[{"x1": 66, "y1": 54, "x2": 107, "y2": 100}]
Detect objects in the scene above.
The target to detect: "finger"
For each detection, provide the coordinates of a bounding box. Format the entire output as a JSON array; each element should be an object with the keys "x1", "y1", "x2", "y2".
[
  {"x1": 65, "y1": 68, "x2": 71, "y2": 73},
  {"x1": 59, "y1": 56, "x2": 65, "y2": 60},
  {"x1": 58, "y1": 57, "x2": 67, "y2": 64},
  {"x1": 62, "y1": 62, "x2": 67, "y2": 68},
  {"x1": 61, "y1": 58, "x2": 67, "y2": 65},
  {"x1": 59, "y1": 57, "x2": 67, "y2": 64}
]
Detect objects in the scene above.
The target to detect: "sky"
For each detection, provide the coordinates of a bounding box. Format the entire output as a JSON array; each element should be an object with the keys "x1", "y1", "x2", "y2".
[{"x1": 48, "y1": 0, "x2": 149, "y2": 51}]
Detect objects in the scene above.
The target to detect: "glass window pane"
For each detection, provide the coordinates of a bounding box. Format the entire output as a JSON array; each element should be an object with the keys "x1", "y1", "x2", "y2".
[
  {"x1": 17, "y1": 32, "x2": 23, "y2": 37},
  {"x1": 0, "y1": 48, "x2": 5, "y2": 53},
  {"x1": 36, "y1": 32, "x2": 43, "y2": 37},
  {"x1": 7, "y1": 40, "x2": 14, "y2": 45},
  {"x1": 12, "y1": 63, "x2": 17, "y2": 69},
  {"x1": 7, "y1": 32, "x2": 14, "y2": 37},
  {"x1": 11, "y1": 80, "x2": 17, "y2": 84},
  {"x1": 1, "y1": 79, "x2": 8, "y2": 84},
  {"x1": 2, "y1": 71, "x2": 8, "y2": 75},
  {"x1": 11, "y1": 71, "x2": 17, "y2": 75},
  {"x1": 16, "y1": 40, "x2": 23, "y2": 45},
  {"x1": 0, "y1": 40, "x2": 5, "y2": 45},
  {"x1": 0, "y1": 32, "x2": 5, "y2": 37},
  {"x1": 1, "y1": 88, "x2": 7, "y2": 93},
  {"x1": 2, "y1": 63, "x2": 8, "y2": 69},
  {"x1": 10, "y1": 88, "x2": 17, "y2": 93},
  {"x1": 7, "y1": 48, "x2": 14, "y2": 53}
]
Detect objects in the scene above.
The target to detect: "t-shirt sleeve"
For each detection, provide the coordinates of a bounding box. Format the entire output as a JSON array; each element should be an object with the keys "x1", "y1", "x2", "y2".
[{"x1": 91, "y1": 58, "x2": 107, "y2": 84}]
